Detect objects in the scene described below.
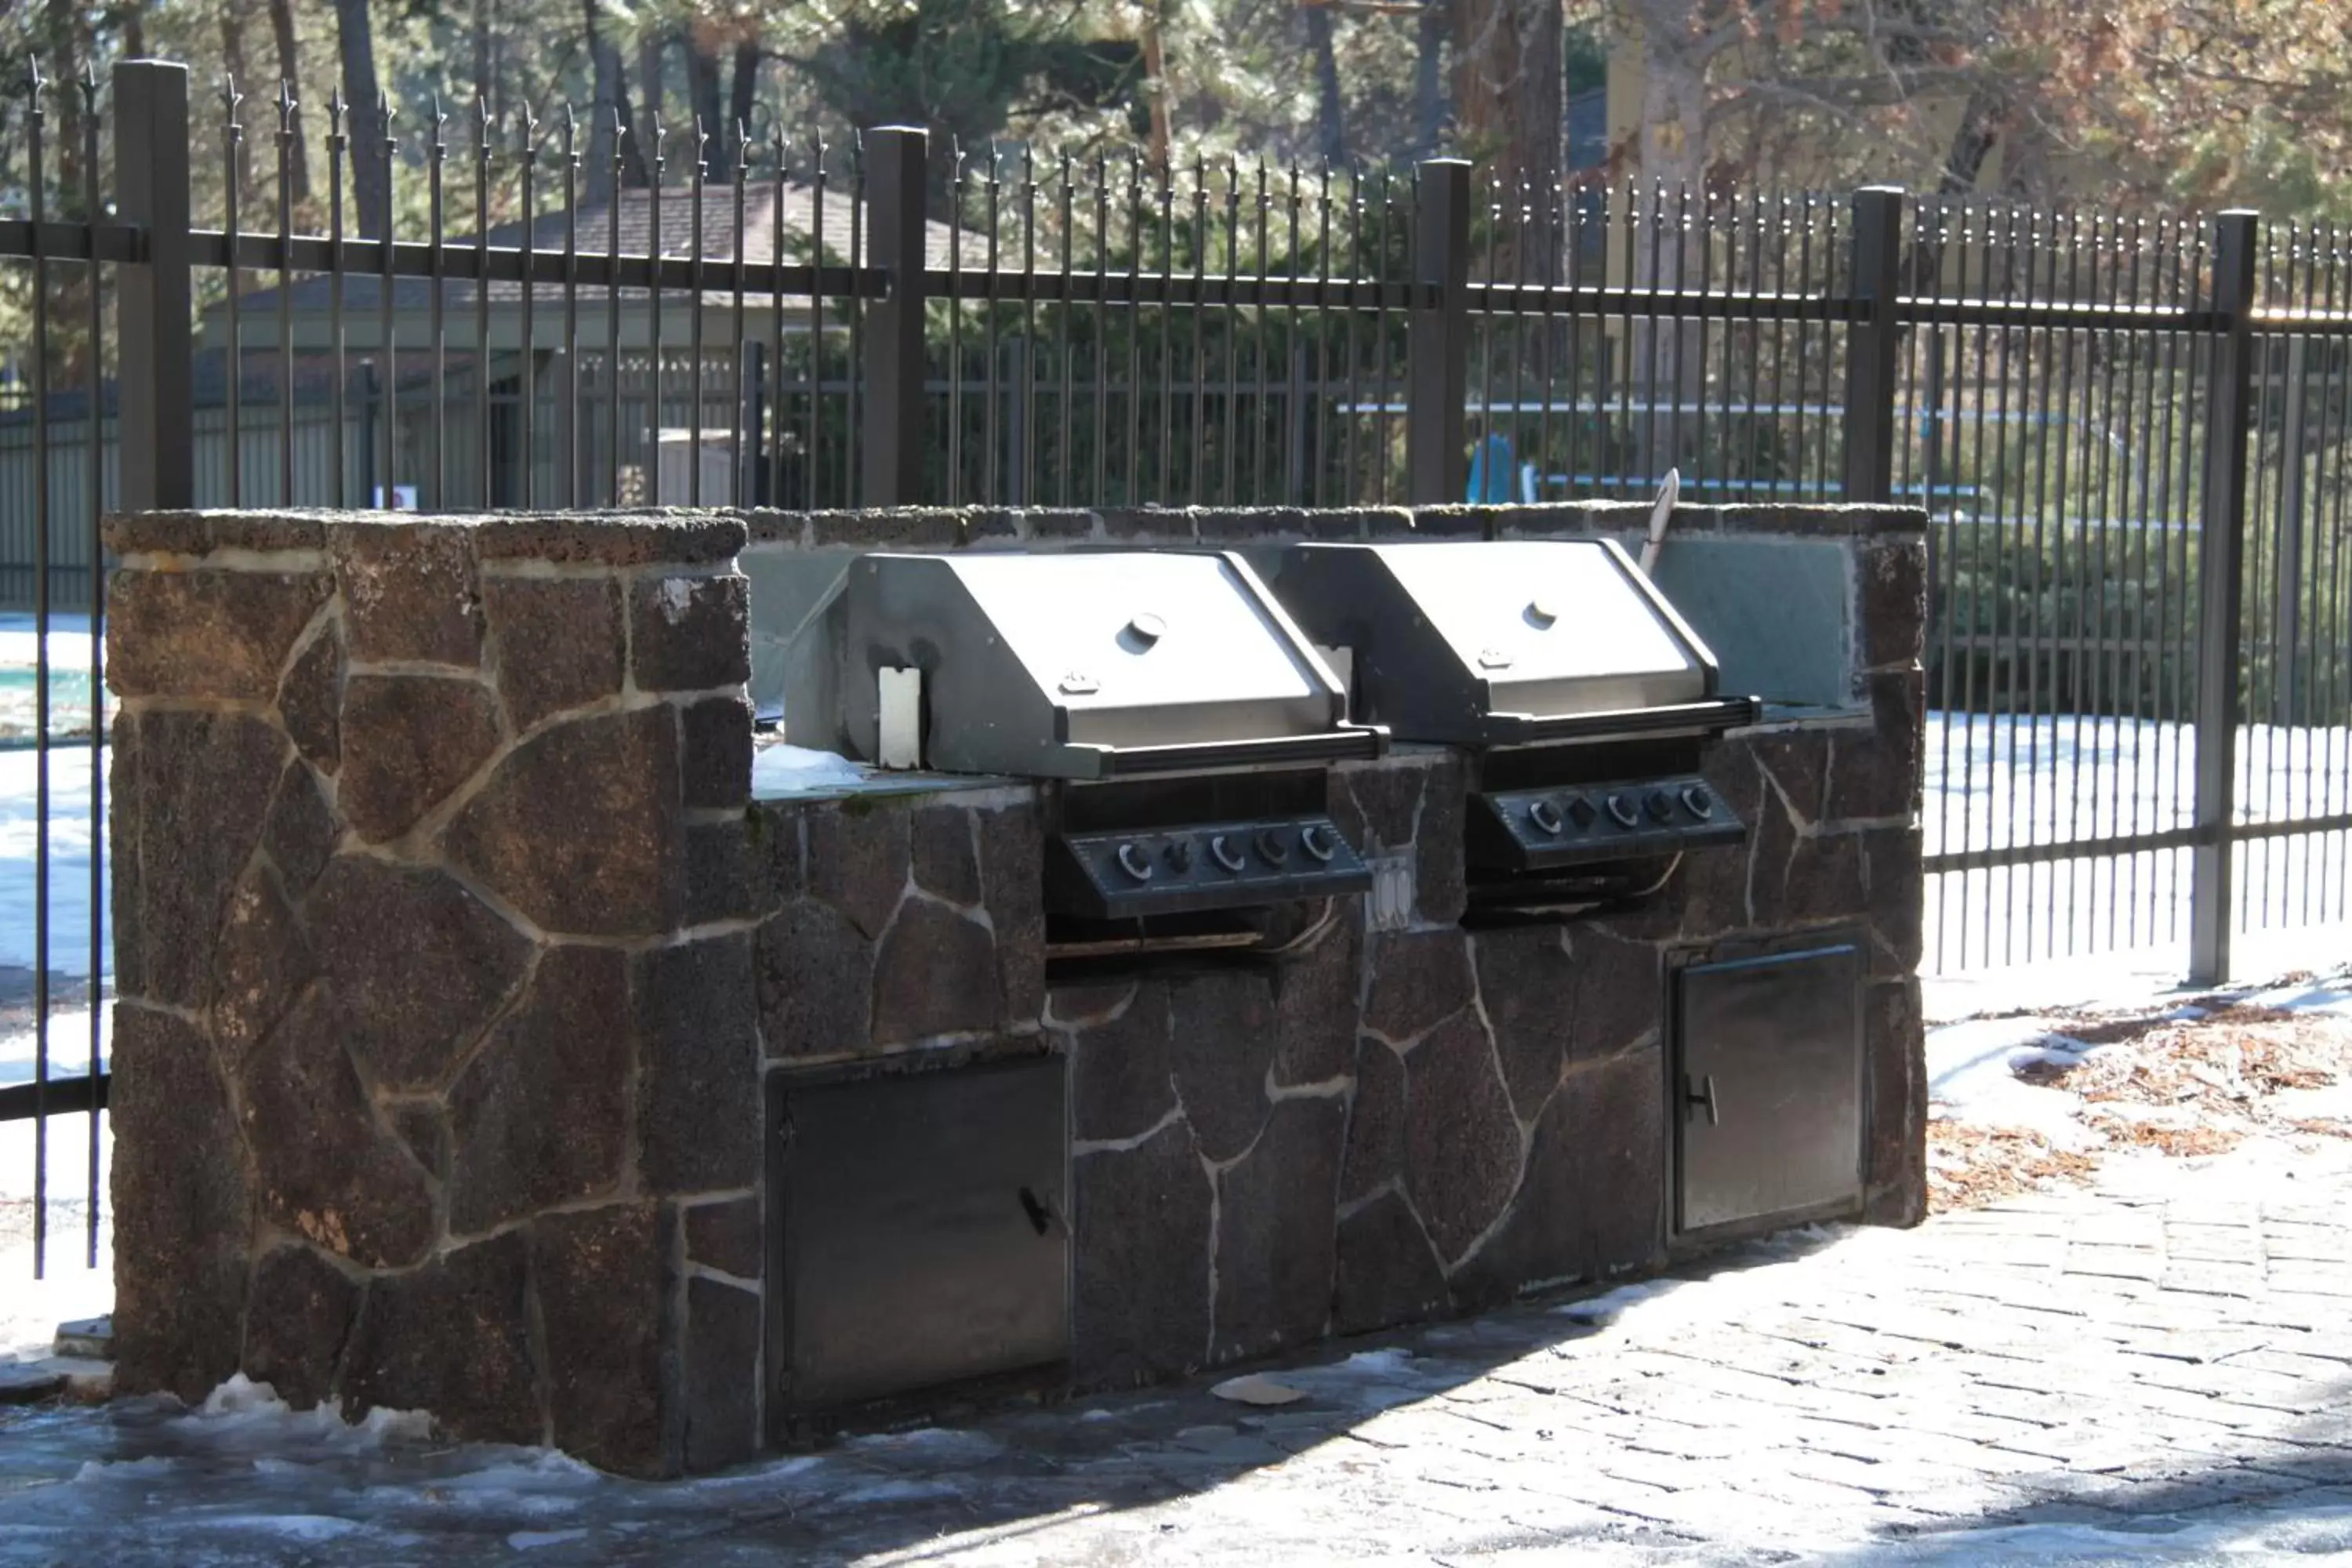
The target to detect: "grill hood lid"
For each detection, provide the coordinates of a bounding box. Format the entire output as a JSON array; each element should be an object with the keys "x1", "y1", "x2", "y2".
[
  {"x1": 843, "y1": 550, "x2": 1383, "y2": 779},
  {"x1": 1275, "y1": 539, "x2": 1755, "y2": 747}
]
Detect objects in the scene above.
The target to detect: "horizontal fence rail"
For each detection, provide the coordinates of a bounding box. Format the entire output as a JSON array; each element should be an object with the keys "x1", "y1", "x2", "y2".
[{"x1": 0, "y1": 60, "x2": 2347, "y2": 1278}]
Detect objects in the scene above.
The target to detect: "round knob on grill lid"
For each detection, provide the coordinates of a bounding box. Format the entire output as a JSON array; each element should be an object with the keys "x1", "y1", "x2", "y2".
[
  {"x1": 1565, "y1": 794, "x2": 1596, "y2": 829},
  {"x1": 1119, "y1": 612, "x2": 1167, "y2": 652},
  {"x1": 1255, "y1": 829, "x2": 1291, "y2": 865},
  {"x1": 1528, "y1": 798, "x2": 1565, "y2": 837},
  {"x1": 1210, "y1": 833, "x2": 1248, "y2": 873},
  {"x1": 1525, "y1": 598, "x2": 1559, "y2": 629},
  {"x1": 1646, "y1": 790, "x2": 1675, "y2": 823},
  {"x1": 1299, "y1": 823, "x2": 1338, "y2": 862},
  {"x1": 1605, "y1": 793, "x2": 1641, "y2": 829},
  {"x1": 1116, "y1": 842, "x2": 1154, "y2": 882},
  {"x1": 1680, "y1": 784, "x2": 1715, "y2": 820}
]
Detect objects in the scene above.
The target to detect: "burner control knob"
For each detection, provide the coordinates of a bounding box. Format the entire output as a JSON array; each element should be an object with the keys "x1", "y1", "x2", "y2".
[
  {"x1": 1565, "y1": 794, "x2": 1596, "y2": 829},
  {"x1": 1165, "y1": 837, "x2": 1194, "y2": 872},
  {"x1": 1680, "y1": 784, "x2": 1715, "y2": 820},
  {"x1": 1645, "y1": 789, "x2": 1675, "y2": 824},
  {"x1": 1299, "y1": 824, "x2": 1338, "y2": 862},
  {"x1": 1605, "y1": 792, "x2": 1641, "y2": 829},
  {"x1": 1210, "y1": 833, "x2": 1248, "y2": 873},
  {"x1": 1527, "y1": 798, "x2": 1565, "y2": 837},
  {"x1": 1115, "y1": 842, "x2": 1153, "y2": 882},
  {"x1": 1255, "y1": 828, "x2": 1291, "y2": 865}
]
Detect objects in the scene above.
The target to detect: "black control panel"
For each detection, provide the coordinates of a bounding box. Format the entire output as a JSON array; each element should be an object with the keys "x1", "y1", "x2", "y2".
[
  {"x1": 1468, "y1": 775, "x2": 1745, "y2": 872},
  {"x1": 1046, "y1": 815, "x2": 1371, "y2": 919}
]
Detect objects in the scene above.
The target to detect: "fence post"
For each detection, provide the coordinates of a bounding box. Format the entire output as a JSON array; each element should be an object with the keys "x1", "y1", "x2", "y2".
[
  {"x1": 862, "y1": 125, "x2": 928, "y2": 507},
  {"x1": 2189, "y1": 210, "x2": 2259, "y2": 987},
  {"x1": 1842, "y1": 186, "x2": 1904, "y2": 505},
  {"x1": 114, "y1": 60, "x2": 194, "y2": 512},
  {"x1": 1408, "y1": 158, "x2": 1471, "y2": 505}
]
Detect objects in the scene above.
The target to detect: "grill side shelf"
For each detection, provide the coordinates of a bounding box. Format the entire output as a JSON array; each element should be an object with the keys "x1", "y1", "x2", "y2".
[
  {"x1": 1480, "y1": 695, "x2": 1761, "y2": 750},
  {"x1": 1083, "y1": 726, "x2": 1387, "y2": 779}
]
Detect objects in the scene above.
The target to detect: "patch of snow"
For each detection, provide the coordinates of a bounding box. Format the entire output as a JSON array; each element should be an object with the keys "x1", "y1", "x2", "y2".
[
  {"x1": 507, "y1": 1527, "x2": 591, "y2": 1550},
  {"x1": 189, "y1": 1515, "x2": 364, "y2": 1542},
  {"x1": 1331, "y1": 1348, "x2": 1416, "y2": 1378},
  {"x1": 2242, "y1": 972, "x2": 2352, "y2": 1017},
  {"x1": 1554, "y1": 1280, "x2": 1675, "y2": 1327},
  {"x1": 183, "y1": 1374, "x2": 434, "y2": 1450},
  {"x1": 1830, "y1": 1497, "x2": 2352, "y2": 1563},
  {"x1": 70, "y1": 1457, "x2": 172, "y2": 1484},
  {"x1": 842, "y1": 1425, "x2": 1002, "y2": 1461},
  {"x1": 1925, "y1": 1014, "x2": 2098, "y2": 1143},
  {"x1": 0, "y1": 1208, "x2": 114, "y2": 1359},
  {"x1": 750, "y1": 742, "x2": 868, "y2": 795},
  {"x1": 657, "y1": 578, "x2": 698, "y2": 622},
  {"x1": 829, "y1": 1476, "x2": 960, "y2": 1507}
]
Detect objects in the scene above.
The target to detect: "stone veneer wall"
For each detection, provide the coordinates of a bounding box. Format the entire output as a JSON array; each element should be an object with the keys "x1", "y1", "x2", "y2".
[
  {"x1": 106, "y1": 510, "x2": 760, "y2": 1476},
  {"x1": 107, "y1": 500, "x2": 1924, "y2": 1479}
]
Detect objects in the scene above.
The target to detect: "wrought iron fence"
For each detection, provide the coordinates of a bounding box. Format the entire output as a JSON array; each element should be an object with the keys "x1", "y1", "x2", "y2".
[{"x1": 1, "y1": 60, "x2": 2348, "y2": 1278}]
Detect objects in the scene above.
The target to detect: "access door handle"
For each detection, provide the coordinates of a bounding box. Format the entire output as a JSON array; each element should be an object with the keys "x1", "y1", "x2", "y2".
[{"x1": 1683, "y1": 1073, "x2": 1720, "y2": 1127}]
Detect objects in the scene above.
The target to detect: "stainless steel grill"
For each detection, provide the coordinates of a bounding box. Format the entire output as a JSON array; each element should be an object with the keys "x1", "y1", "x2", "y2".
[
  {"x1": 841, "y1": 549, "x2": 1382, "y2": 921},
  {"x1": 1274, "y1": 538, "x2": 1759, "y2": 896}
]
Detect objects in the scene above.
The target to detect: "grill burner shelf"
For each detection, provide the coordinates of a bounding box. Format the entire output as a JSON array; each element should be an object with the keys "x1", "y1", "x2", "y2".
[{"x1": 1048, "y1": 814, "x2": 1370, "y2": 920}]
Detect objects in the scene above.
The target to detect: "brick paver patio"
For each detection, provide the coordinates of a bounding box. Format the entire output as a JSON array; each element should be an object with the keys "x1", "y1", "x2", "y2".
[{"x1": 5, "y1": 1128, "x2": 2350, "y2": 1563}]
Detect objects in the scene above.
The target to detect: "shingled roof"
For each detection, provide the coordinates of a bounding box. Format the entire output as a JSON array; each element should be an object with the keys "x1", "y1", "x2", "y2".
[{"x1": 214, "y1": 180, "x2": 986, "y2": 321}]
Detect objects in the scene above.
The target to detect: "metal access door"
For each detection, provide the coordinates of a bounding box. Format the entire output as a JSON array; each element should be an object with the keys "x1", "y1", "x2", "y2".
[
  {"x1": 773, "y1": 1055, "x2": 1069, "y2": 1417},
  {"x1": 1674, "y1": 942, "x2": 1864, "y2": 1234}
]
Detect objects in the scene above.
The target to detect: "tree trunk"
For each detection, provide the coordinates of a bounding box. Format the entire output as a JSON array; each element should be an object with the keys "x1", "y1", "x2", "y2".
[
  {"x1": 267, "y1": 0, "x2": 311, "y2": 205},
  {"x1": 1305, "y1": 5, "x2": 1346, "y2": 165},
  {"x1": 1630, "y1": 27, "x2": 1708, "y2": 477},
  {"x1": 1909, "y1": 85, "x2": 2002, "y2": 290},
  {"x1": 1139, "y1": 1, "x2": 1171, "y2": 168},
  {"x1": 1447, "y1": 0, "x2": 1562, "y2": 190},
  {"x1": 332, "y1": 0, "x2": 387, "y2": 239},
  {"x1": 473, "y1": 0, "x2": 494, "y2": 108},
  {"x1": 583, "y1": 0, "x2": 647, "y2": 195},
  {"x1": 1414, "y1": 2, "x2": 1446, "y2": 156},
  {"x1": 222, "y1": 0, "x2": 255, "y2": 197},
  {"x1": 728, "y1": 42, "x2": 760, "y2": 161},
  {"x1": 639, "y1": 33, "x2": 667, "y2": 166},
  {"x1": 686, "y1": 29, "x2": 724, "y2": 175}
]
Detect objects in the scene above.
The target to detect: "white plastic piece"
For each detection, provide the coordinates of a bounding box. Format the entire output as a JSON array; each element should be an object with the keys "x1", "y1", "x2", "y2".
[
  {"x1": 1639, "y1": 466, "x2": 1680, "y2": 576},
  {"x1": 877, "y1": 667, "x2": 924, "y2": 770}
]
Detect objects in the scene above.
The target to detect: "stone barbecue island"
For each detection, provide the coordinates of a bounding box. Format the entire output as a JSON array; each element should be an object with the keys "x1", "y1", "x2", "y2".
[{"x1": 103, "y1": 501, "x2": 1926, "y2": 1476}]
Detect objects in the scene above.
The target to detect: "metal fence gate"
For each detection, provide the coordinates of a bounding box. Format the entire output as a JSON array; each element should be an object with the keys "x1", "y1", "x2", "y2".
[{"x1": 2, "y1": 59, "x2": 2347, "y2": 1276}]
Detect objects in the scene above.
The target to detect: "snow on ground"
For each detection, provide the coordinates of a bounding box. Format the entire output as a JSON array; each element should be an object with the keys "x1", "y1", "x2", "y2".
[
  {"x1": 1922, "y1": 711, "x2": 2352, "y2": 973},
  {"x1": 0, "y1": 746, "x2": 109, "y2": 982},
  {"x1": 1926, "y1": 1014, "x2": 2103, "y2": 1142}
]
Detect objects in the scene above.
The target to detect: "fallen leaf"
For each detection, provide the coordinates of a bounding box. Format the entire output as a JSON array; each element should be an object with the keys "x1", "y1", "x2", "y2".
[{"x1": 1210, "y1": 1374, "x2": 1307, "y2": 1406}]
